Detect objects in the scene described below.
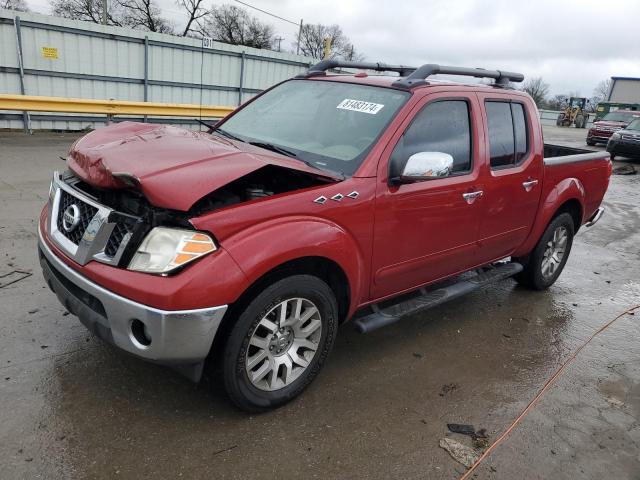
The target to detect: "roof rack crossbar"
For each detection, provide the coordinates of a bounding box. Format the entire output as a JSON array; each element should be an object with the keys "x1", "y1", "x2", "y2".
[
  {"x1": 297, "y1": 60, "x2": 417, "y2": 78},
  {"x1": 391, "y1": 64, "x2": 524, "y2": 89}
]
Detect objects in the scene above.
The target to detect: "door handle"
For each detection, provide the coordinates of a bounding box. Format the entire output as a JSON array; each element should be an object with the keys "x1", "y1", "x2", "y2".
[
  {"x1": 522, "y1": 180, "x2": 539, "y2": 192},
  {"x1": 462, "y1": 191, "x2": 483, "y2": 204}
]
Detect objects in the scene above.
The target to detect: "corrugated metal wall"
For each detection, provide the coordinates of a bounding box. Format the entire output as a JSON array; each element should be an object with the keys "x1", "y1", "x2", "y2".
[{"x1": 0, "y1": 8, "x2": 313, "y2": 130}]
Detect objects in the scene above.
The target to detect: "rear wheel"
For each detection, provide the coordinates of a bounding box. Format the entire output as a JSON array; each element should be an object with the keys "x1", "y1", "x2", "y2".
[
  {"x1": 222, "y1": 275, "x2": 338, "y2": 412},
  {"x1": 515, "y1": 213, "x2": 575, "y2": 290}
]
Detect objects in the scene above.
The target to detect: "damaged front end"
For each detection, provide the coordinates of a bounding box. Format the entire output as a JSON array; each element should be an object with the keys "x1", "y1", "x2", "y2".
[
  {"x1": 47, "y1": 170, "x2": 189, "y2": 269},
  {"x1": 51, "y1": 123, "x2": 340, "y2": 272}
]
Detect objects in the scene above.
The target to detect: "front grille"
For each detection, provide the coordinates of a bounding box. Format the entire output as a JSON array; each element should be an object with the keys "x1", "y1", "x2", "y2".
[
  {"x1": 56, "y1": 190, "x2": 98, "y2": 244},
  {"x1": 105, "y1": 221, "x2": 135, "y2": 257}
]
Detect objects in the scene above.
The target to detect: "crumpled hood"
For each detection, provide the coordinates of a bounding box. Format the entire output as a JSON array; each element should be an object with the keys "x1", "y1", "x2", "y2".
[{"x1": 67, "y1": 122, "x2": 337, "y2": 211}]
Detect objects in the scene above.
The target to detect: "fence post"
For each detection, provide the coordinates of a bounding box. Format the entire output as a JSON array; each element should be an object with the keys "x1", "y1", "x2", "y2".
[
  {"x1": 238, "y1": 51, "x2": 245, "y2": 106},
  {"x1": 13, "y1": 16, "x2": 31, "y2": 134},
  {"x1": 143, "y1": 35, "x2": 149, "y2": 123}
]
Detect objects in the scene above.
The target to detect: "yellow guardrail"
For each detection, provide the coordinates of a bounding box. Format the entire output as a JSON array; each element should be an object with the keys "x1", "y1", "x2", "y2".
[{"x1": 0, "y1": 94, "x2": 235, "y2": 118}]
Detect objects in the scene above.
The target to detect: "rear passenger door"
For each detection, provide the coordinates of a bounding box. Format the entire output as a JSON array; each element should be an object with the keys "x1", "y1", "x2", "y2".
[{"x1": 475, "y1": 94, "x2": 543, "y2": 263}]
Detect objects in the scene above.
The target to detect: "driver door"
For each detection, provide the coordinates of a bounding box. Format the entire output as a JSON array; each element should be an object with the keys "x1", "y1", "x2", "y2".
[{"x1": 370, "y1": 93, "x2": 484, "y2": 300}]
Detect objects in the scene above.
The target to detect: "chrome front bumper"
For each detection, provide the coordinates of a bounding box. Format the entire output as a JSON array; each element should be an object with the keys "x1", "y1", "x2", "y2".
[{"x1": 38, "y1": 226, "x2": 227, "y2": 381}]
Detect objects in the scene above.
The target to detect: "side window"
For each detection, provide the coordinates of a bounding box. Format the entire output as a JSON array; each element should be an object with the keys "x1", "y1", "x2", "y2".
[
  {"x1": 486, "y1": 101, "x2": 529, "y2": 168},
  {"x1": 393, "y1": 100, "x2": 472, "y2": 175}
]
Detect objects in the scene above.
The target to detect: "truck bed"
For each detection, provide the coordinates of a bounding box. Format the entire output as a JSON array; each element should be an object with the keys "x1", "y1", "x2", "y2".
[
  {"x1": 542, "y1": 143, "x2": 610, "y2": 224},
  {"x1": 543, "y1": 143, "x2": 609, "y2": 165}
]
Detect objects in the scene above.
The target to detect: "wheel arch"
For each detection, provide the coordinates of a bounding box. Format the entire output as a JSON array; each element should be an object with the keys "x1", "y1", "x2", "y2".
[
  {"x1": 208, "y1": 256, "x2": 351, "y2": 364},
  {"x1": 514, "y1": 178, "x2": 585, "y2": 258}
]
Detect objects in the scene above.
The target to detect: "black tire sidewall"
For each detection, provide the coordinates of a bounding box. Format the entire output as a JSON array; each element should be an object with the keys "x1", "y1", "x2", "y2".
[
  {"x1": 223, "y1": 275, "x2": 338, "y2": 412},
  {"x1": 528, "y1": 213, "x2": 575, "y2": 289}
]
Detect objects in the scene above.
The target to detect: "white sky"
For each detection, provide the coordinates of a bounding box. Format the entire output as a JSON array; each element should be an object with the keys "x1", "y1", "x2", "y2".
[{"x1": 24, "y1": 0, "x2": 640, "y2": 96}]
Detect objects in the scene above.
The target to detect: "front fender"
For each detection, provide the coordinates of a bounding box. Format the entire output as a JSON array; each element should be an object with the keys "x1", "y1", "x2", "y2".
[
  {"x1": 222, "y1": 215, "x2": 366, "y2": 316},
  {"x1": 514, "y1": 177, "x2": 585, "y2": 257}
]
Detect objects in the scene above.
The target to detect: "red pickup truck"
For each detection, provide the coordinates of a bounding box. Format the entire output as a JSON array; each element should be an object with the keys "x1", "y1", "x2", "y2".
[{"x1": 39, "y1": 61, "x2": 611, "y2": 412}]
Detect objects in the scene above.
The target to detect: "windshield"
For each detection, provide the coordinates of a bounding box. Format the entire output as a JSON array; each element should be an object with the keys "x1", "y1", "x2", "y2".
[
  {"x1": 602, "y1": 112, "x2": 637, "y2": 123},
  {"x1": 627, "y1": 118, "x2": 640, "y2": 131},
  {"x1": 219, "y1": 79, "x2": 410, "y2": 176}
]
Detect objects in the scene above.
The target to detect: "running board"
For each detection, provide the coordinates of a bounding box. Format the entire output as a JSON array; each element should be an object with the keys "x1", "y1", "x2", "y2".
[{"x1": 354, "y1": 262, "x2": 523, "y2": 333}]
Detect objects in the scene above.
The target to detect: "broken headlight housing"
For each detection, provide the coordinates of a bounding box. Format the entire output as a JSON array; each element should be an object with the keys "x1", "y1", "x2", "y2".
[{"x1": 127, "y1": 227, "x2": 216, "y2": 274}]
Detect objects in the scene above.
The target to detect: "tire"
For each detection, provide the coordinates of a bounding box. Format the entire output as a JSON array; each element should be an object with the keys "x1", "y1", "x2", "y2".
[
  {"x1": 515, "y1": 213, "x2": 575, "y2": 290},
  {"x1": 575, "y1": 114, "x2": 584, "y2": 128},
  {"x1": 222, "y1": 275, "x2": 338, "y2": 412},
  {"x1": 586, "y1": 139, "x2": 596, "y2": 146},
  {"x1": 556, "y1": 114, "x2": 564, "y2": 126},
  {"x1": 609, "y1": 152, "x2": 616, "y2": 160}
]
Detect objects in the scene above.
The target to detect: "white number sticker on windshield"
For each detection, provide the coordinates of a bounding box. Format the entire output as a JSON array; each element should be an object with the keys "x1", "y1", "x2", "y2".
[{"x1": 337, "y1": 99, "x2": 384, "y2": 115}]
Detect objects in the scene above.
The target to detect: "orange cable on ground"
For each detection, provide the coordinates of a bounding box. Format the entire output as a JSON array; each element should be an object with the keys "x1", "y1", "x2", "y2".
[{"x1": 460, "y1": 304, "x2": 640, "y2": 480}]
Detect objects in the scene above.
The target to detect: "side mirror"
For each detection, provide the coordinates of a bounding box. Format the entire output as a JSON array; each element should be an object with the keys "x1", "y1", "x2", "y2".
[{"x1": 393, "y1": 152, "x2": 454, "y2": 184}]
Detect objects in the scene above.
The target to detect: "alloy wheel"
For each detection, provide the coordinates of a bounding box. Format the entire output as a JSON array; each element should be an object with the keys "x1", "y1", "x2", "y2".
[{"x1": 245, "y1": 298, "x2": 322, "y2": 391}]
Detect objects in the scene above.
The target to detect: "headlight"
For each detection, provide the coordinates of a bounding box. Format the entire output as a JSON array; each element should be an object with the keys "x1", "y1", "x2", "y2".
[
  {"x1": 128, "y1": 227, "x2": 217, "y2": 274},
  {"x1": 610, "y1": 132, "x2": 622, "y2": 140}
]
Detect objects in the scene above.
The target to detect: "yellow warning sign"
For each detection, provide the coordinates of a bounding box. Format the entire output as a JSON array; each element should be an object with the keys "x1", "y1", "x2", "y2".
[{"x1": 42, "y1": 47, "x2": 58, "y2": 59}]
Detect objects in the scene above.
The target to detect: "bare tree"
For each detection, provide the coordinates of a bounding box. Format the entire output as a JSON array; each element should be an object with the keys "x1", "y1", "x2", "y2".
[
  {"x1": 50, "y1": 0, "x2": 171, "y2": 32},
  {"x1": 51, "y1": 0, "x2": 122, "y2": 25},
  {"x1": 199, "y1": 4, "x2": 274, "y2": 49},
  {"x1": 176, "y1": 0, "x2": 207, "y2": 37},
  {"x1": 593, "y1": 79, "x2": 612, "y2": 102},
  {"x1": 295, "y1": 23, "x2": 362, "y2": 60},
  {"x1": 545, "y1": 94, "x2": 569, "y2": 111},
  {"x1": 519, "y1": 77, "x2": 549, "y2": 107},
  {"x1": 116, "y1": 0, "x2": 173, "y2": 33},
  {"x1": 2, "y1": 0, "x2": 29, "y2": 11}
]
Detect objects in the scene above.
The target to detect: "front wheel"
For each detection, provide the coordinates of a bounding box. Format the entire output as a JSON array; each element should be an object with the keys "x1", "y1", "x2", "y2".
[
  {"x1": 515, "y1": 213, "x2": 575, "y2": 290},
  {"x1": 222, "y1": 275, "x2": 338, "y2": 412}
]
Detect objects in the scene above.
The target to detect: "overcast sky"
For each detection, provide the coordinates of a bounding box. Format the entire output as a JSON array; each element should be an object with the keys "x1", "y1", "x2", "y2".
[{"x1": 24, "y1": 0, "x2": 640, "y2": 96}]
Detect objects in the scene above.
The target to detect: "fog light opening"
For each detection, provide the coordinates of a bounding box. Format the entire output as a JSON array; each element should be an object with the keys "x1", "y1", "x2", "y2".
[{"x1": 130, "y1": 319, "x2": 152, "y2": 347}]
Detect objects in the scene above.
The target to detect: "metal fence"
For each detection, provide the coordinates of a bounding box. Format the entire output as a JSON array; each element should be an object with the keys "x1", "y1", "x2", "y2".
[{"x1": 0, "y1": 8, "x2": 313, "y2": 130}]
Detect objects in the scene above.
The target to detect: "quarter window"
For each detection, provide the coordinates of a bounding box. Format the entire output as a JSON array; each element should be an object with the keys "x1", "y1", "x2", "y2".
[
  {"x1": 393, "y1": 100, "x2": 472, "y2": 175},
  {"x1": 486, "y1": 101, "x2": 529, "y2": 168}
]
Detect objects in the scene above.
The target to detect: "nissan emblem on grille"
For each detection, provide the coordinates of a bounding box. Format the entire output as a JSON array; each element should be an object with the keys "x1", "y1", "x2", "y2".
[{"x1": 62, "y1": 204, "x2": 81, "y2": 232}]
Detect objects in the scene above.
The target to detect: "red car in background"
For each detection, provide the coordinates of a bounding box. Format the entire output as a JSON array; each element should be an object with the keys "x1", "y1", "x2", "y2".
[{"x1": 587, "y1": 110, "x2": 640, "y2": 146}]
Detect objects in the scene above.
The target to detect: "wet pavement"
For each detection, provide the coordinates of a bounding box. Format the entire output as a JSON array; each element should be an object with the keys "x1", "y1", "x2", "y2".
[{"x1": 0, "y1": 126, "x2": 638, "y2": 479}]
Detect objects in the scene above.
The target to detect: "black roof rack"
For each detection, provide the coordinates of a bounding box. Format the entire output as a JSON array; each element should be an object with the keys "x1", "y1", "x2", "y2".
[
  {"x1": 298, "y1": 60, "x2": 524, "y2": 89},
  {"x1": 296, "y1": 60, "x2": 417, "y2": 78},
  {"x1": 392, "y1": 64, "x2": 524, "y2": 89}
]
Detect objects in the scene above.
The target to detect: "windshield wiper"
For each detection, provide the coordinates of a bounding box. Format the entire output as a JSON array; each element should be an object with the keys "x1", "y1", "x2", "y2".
[
  {"x1": 249, "y1": 141, "x2": 297, "y2": 158},
  {"x1": 195, "y1": 118, "x2": 216, "y2": 132},
  {"x1": 213, "y1": 128, "x2": 245, "y2": 143},
  {"x1": 249, "y1": 141, "x2": 345, "y2": 179}
]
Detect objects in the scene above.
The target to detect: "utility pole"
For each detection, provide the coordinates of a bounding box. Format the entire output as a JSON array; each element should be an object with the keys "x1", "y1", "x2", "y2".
[
  {"x1": 296, "y1": 19, "x2": 303, "y2": 55},
  {"x1": 102, "y1": 0, "x2": 108, "y2": 25},
  {"x1": 274, "y1": 36, "x2": 283, "y2": 52}
]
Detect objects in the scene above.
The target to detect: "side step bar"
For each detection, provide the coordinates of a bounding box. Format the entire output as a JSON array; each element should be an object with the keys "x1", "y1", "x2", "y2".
[{"x1": 354, "y1": 262, "x2": 523, "y2": 333}]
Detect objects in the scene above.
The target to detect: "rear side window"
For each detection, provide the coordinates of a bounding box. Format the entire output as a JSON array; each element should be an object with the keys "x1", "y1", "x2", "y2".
[
  {"x1": 486, "y1": 101, "x2": 529, "y2": 168},
  {"x1": 395, "y1": 100, "x2": 472, "y2": 174}
]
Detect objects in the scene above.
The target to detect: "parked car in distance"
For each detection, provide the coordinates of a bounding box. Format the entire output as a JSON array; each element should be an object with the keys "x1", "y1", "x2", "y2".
[
  {"x1": 39, "y1": 61, "x2": 612, "y2": 412},
  {"x1": 607, "y1": 118, "x2": 640, "y2": 159},
  {"x1": 587, "y1": 110, "x2": 640, "y2": 146}
]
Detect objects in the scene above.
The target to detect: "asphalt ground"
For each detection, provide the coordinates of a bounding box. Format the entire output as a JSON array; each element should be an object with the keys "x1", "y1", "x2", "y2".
[{"x1": 0, "y1": 125, "x2": 638, "y2": 479}]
